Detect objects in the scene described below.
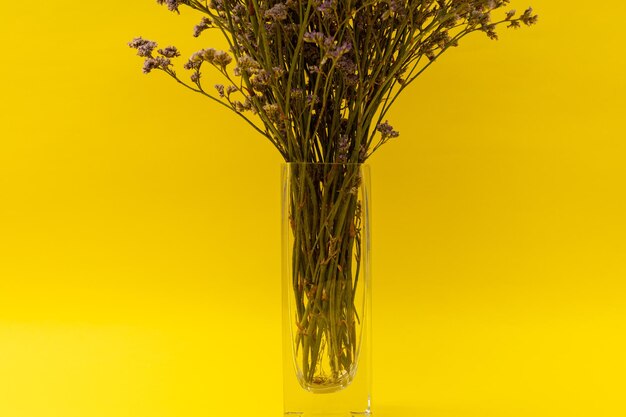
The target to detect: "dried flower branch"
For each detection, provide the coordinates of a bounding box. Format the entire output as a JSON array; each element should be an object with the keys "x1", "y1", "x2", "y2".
[
  {"x1": 129, "y1": 0, "x2": 537, "y2": 391},
  {"x1": 130, "y1": 0, "x2": 537, "y2": 162}
]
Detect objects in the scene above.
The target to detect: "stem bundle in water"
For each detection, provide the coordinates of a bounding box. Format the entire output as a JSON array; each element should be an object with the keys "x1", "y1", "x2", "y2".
[{"x1": 289, "y1": 163, "x2": 363, "y2": 391}]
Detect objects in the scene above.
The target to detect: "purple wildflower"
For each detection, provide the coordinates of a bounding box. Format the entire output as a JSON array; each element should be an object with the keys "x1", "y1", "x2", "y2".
[
  {"x1": 225, "y1": 85, "x2": 237, "y2": 96},
  {"x1": 193, "y1": 17, "x2": 212, "y2": 37},
  {"x1": 215, "y1": 84, "x2": 225, "y2": 97},
  {"x1": 376, "y1": 121, "x2": 400, "y2": 140},
  {"x1": 213, "y1": 51, "x2": 233, "y2": 69},
  {"x1": 265, "y1": 3, "x2": 288, "y2": 21},
  {"x1": 337, "y1": 135, "x2": 350, "y2": 163},
  {"x1": 184, "y1": 49, "x2": 214, "y2": 70},
  {"x1": 158, "y1": 46, "x2": 180, "y2": 58},
  {"x1": 359, "y1": 145, "x2": 367, "y2": 162},
  {"x1": 305, "y1": 94, "x2": 319, "y2": 106},
  {"x1": 156, "y1": 0, "x2": 182, "y2": 13},
  {"x1": 234, "y1": 55, "x2": 260, "y2": 76},
  {"x1": 184, "y1": 48, "x2": 232, "y2": 72},
  {"x1": 505, "y1": 10, "x2": 516, "y2": 20},
  {"x1": 388, "y1": 0, "x2": 407, "y2": 19},
  {"x1": 128, "y1": 37, "x2": 157, "y2": 57},
  {"x1": 520, "y1": 7, "x2": 539, "y2": 26},
  {"x1": 142, "y1": 56, "x2": 171, "y2": 74},
  {"x1": 303, "y1": 31, "x2": 325, "y2": 44},
  {"x1": 317, "y1": 0, "x2": 333, "y2": 14},
  {"x1": 327, "y1": 42, "x2": 352, "y2": 61}
]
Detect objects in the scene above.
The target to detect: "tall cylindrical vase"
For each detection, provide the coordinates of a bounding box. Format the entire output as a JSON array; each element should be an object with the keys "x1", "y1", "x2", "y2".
[{"x1": 282, "y1": 163, "x2": 372, "y2": 416}]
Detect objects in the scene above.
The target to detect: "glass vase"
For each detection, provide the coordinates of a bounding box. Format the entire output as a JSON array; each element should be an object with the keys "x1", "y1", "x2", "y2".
[{"x1": 282, "y1": 163, "x2": 372, "y2": 416}]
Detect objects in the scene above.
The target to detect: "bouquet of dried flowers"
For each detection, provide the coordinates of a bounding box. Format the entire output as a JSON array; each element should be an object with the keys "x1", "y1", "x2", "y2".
[{"x1": 130, "y1": 0, "x2": 537, "y2": 390}]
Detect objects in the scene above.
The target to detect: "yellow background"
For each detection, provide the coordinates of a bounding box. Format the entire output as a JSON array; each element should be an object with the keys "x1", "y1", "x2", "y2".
[{"x1": 1, "y1": 1, "x2": 625, "y2": 416}]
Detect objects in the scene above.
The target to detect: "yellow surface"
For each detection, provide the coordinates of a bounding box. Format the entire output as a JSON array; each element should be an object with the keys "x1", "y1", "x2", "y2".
[{"x1": 1, "y1": 1, "x2": 625, "y2": 416}]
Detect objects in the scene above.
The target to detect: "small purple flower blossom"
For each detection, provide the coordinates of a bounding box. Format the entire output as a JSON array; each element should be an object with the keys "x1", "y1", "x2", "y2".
[
  {"x1": 337, "y1": 135, "x2": 350, "y2": 163},
  {"x1": 303, "y1": 31, "x2": 325, "y2": 44},
  {"x1": 213, "y1": 50, "x2": 233, "y2": 69},
  {"x1": 184, "y1": 50, "x2": 206, "y2": 70},
  {"x1": 327, "y1": 41, "x2": 352, "y2": 61},
  {"x1": 520, "y1": 7, "x2": 539, "y2": 26},
  {"x1": 193, "y1": 17, "x2": 212, "y2": 37},
  {"x1": 234, "y1": 55, "x2": 261, "y2": 76},
  {"x1": 128, "y1": 37, "x2": 157, "y2": 57},
  {"x1": 142, "y1": 56, "x2": 171, "y2": 74},
  {"x1": 317, "y1": 0, "x2": 333, "y2": 14},
  {"x1": 215, "y1": 84, "x2": 225, "y2": 97},
  {"x1": 359, "y1": 145, "x2": 367, "y2": 162},
  {"x1": 376, "y1": 121, "x2": 400, "y2": 140},
  {"x1": 264, "y1": 3, "x2": 288, "y2": 21},
  {"x1": 305, "y1": 93, "x2": 319, "y2": 106},
  {"x1": 158, "y1": 46, "x2": 180, "y2": 58},
  {"x1": 184, "y1": 48, "x2": 232, "y2": 71},
  {"x1": 226, "y1": 85, "x2": 238, "y2": 96},
  {"x1": 156, "y1": 0, "x2": 182, "y2": 13},
  {"x1": 505, "y1": 10, "x2": 516, "y2": 20}
]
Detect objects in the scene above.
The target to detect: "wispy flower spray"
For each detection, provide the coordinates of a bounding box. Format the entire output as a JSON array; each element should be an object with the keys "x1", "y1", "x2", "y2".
[{"x1": 130, "y1": 0, "x2": 537, "y2": 390}]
